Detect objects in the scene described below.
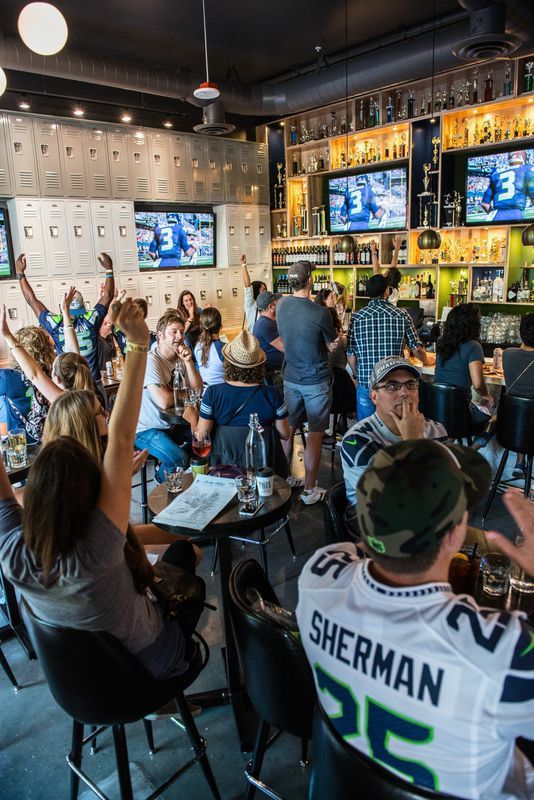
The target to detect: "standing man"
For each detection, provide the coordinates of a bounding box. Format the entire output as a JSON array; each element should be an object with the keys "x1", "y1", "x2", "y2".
[
  {"x1": 15, "y1": 251, "x2": 114, "y2": 383},
  {"x1": 135, "y1": 310, "x2": 203, "y2": 482},
  {"x1": 277, "y1": 260, "x2": 338, "y2": 505},
  {"x1": 148, "y1": 214, "x2": 198, "y2": 268},
  {"x1": 253, "y1": 290, "x2": 284, "y2": 389},
  {"x1": 346, "y1": 274, "x2": 432, "y2": 420}
]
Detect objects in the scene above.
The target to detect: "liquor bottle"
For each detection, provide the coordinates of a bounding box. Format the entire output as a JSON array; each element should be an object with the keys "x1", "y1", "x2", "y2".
[
  {"x1": 503, "y1": 62, "x2": 512, "y2": 96},
  {"x1": 245, "y1": 413, "x2": 267, "y2": 480},
  {"x1": 472, "y1": 69, "x2": 478, "y2": 103},
  {"x1": 386, "y1": 96, "x2": 393, "y2": 124},
  {"x1": 484, "y1": 70, "x2": 493, "y2": 102},
  {"x1": 290, "y1": 125, "x2": 297, "y2": 146},
  {"x1": 331, "y1": 111, "x2": 338, "y2": 136},
  {"x1": 292, "y1": 155, "x2": 299, "y2": 176},
  {"x1": 407, "y1": 91, "x2": 415, "y2": 119},
  {"x1": 368, "y1": 98, "x2": 375, "y2": 127},
  {"x1": 393, "y1": 135, "x2": 398, "y2": 159},
  {"x1": 374, "y1": 101, "x2": 380, "y2": 126},
  {"x1": 507, "y1": 282, "x2": 518, "y2": 303},
  {"x1": 448, "y1": 87, "x2": 455, "y2": 109},
  {"x1": 359, "y1": 99, "x2": 366, "y2": 130},
  {"x1": 384, "y1": 140, "x2": 390, "y2": 159},
  {"x1": 173, "y1": 361, "x2": 188, "y2": 415},
  {"x1": 492, "y1": 272, "x2": 504, "y2": 302}
]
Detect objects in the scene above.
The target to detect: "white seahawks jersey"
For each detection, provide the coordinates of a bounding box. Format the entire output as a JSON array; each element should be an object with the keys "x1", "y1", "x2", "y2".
[{"x1": 296, "y1": 544, "x2": 534, "y2": 800}]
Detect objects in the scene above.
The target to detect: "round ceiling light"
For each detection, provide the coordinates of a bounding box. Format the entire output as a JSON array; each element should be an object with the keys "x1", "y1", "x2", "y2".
[
  {"x1": 339, "y1": 234, "x2": 356, "y2": 253},
  {"x1": 417, "y1": 228, "x2": 442, "y2": 250},
  {"x1": 0, "y1": 69, "x2": 7, "y2": 98},
  {"x1": 18, "y1": 3, "x2": 68, "y2": 56},
  {"x1": 193, "y1": 81, "x2": 220, "y2": 101},
  {"x1": 522, "y1": 224, "x2": 534, "y2": 247}
]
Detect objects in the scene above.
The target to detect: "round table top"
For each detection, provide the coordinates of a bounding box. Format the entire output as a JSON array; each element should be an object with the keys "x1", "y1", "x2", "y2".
[
  {"x1": 159, "y1": 407, "x2": 189, "y2": 426},
  {"x1": 148, "y1": 474, "x2": 292, "y2": 538}
]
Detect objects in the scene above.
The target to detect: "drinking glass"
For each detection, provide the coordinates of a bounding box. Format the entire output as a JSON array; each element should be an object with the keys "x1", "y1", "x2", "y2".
[
  {"x1": 7, "y1": 428, "x2": 27, "y2": 469},
  {"x1": 235, "y1": 475, "x2": 257, "y2": 506},
  {"x1": 510, "y1": 495, "x2": 534, "y2": 593},
  {"x1": 480, "y1": 553, "x2": 510, "y2": 596},
  {"x1": 164, "y1": 466, "x2": 184, "y2": 494},
  {"x1": 192, "y1": 431, "x2": 212, "y2": 459}
]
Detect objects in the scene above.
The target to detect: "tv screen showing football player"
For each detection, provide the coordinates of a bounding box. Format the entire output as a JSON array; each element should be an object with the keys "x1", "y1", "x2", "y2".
[
  {"x1": 135, "y1": 207, "x2": 216, "y2": 270},
  {"x1": 328, "y1": 168, "x2": 408, "y2": 233},
  {"x1": 466, "y1": 148, "x2": 534, "y2": 224}
]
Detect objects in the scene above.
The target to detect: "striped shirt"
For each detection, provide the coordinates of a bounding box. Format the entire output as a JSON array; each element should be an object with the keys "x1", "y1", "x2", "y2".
[
  {"x1": 341, "y1": 412, "x2": 448, "y2": 505},
  {"x1": 346, "y1": 300, "x2": 422, "y2": 387}
]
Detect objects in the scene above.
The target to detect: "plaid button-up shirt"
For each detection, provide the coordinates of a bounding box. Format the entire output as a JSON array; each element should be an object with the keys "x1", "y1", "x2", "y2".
[{"x1": 346, "y1": 300, "x2": 422, "y2": 387}]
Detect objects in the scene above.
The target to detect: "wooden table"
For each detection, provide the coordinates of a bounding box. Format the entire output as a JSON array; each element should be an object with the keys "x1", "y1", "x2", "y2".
[
  {"x1": 415, "y1": 358, "x2": 505, "y2": 387},
  {"x1": 148, "y1": 474, "x2": 292, "y2": 752}
]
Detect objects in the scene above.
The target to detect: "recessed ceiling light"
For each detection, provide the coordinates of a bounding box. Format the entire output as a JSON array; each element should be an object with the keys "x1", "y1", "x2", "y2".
[
  {"x1": 73, "y1": 107, "x2": 84, "y2": 117},
  {"x1": 18, "y1": 97, "x2": 31, "y2": 110},
  {"x1": 121, "y1": 112, "x2": 132, "y2": 124},
  {"x1": 163, "y1": 120, "x2": 173, "y2": 128}
]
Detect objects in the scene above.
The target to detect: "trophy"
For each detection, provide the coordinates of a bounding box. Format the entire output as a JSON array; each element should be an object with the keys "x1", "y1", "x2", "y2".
[
  {"x1": 298, "y1": 193, "x2": 308, "y2": 235},
  {"x1": 525, "y1": 62, "x2": 533, "y2": 94},
  {"x1": 423, "y1": 163, "x2": 432, "y2": 193},
  {"x1": 312, "y1": 206, "x2": 322, "y2": 237},
  {"x1": 289, "y1": 125, "x2": 298, "y2": 146},
  {"x1": 503, "y1": 62, "x2": 512, "y2": 96},
  {"x1": 418, "y1": 163, "x2": 436, "y2": 228},
  {"x1": 513, "y1": 117, "x2": 521, "y2": 138},
  {"x1": 273, "y1": 162, "x2": 286, "y2": 209},
  {"x1": 523, "y1": 118, "x2": 531, "y2": 137},
  {"x1": 432, "y1": 136, "x2": 441, "y2": 168}
]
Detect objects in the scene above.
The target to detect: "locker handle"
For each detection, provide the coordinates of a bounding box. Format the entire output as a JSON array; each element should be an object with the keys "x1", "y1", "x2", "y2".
[
  {"x1": 232, "y1": 288, "x2": 238, "y2": 297},
  {"x1": 259, "y1": 226, "x2": 265, "y2": 235},
  {"x1": 244, "y1": 226, "x2": 250, "y2": 236},
  {"x1": 73, "y1": 226, "x2": 82, "y2": 238},
  {"x1": 200, "y1": 290, "x2": 207, "y2": 301},
  {"x1": 216, "y1": 289, "x2": 222, "y2": 299},
  {"x1": 50, "y1": 226, "x2": 59, "y2": 238},
  {"x1": 229, "y1": 226, "x2": 235, "y2": 236}
]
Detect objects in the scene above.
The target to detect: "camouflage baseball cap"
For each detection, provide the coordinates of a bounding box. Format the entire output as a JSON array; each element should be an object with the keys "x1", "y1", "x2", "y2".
[
  {"x1": 369, "y1": 356, "x2": 421, "y2": 388},
  {"x1": 356, "y1": 439, "x2": 492, "y2": 559}
]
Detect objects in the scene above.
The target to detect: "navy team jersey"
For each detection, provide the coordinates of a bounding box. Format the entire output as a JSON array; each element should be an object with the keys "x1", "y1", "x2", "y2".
[
  {"x1": 39, "y1": 305, "x2": 106, "y2": 381},
  {"x1": 297, "y1": 543, "x2": 534, "y2": 800},
  {"x1": 149, "y1": 223, "x2": 190, "y2": 267},
  {"x1": 482, "y1": 163, "x2": 534, "y2": 218},
  {"x1": 341, "y1": 186, "x2": 380, "y2": 229}
]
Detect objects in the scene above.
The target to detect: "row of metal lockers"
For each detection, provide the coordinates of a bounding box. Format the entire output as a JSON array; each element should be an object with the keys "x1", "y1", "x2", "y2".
[{"x1": 0, "y1": 113, "x2": 270, "y2": 204}]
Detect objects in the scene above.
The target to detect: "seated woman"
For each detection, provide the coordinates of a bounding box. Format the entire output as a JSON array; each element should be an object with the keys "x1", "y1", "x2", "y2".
[
  {"x1": 193, "y1": 307, "x2": 225, "y2": 386},
  {"x1": 189, "y1": 330, "x2": 290, "y2": 473},
  {"x1": 177, "y1": 290, "x2": 202, "y2": 351},
  {"x1": 434, "y1": 303, "x2": 493, "y2": 437},
  {"x1": 0, "y1": 299, "x2": 202, "y2": 680},
  {"x1": 315, "y1": 288, "x2": 347, "y2": 371}
]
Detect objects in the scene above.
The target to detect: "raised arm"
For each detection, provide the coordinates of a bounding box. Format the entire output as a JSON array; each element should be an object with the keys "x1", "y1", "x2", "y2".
[
  {"x1": 177, "y1": 342, "x2": 203, "y2": 390},
  {"x1": 96, "y1": 253, "x2": 115, "y2": 309},
  {"x1": 98, "y1": 299, "x2": 149, "y2": 533},
  {"x1": 60, "y1": 287, "x2": 80, "y2": 355},
  {"x1": 390, "y1": 235, "x2": 402, "y2": 270},
  {"x1": 371, "y1": 240, "x2": 381, "y2": 274},
  {"x1": 241, "y1": 254, "x2": 251, "y2": 288},
  {"x1": 486, "y1": 489, "x2": 534, "y2": 576},
  {"x1": 0, "y1": 305, "x2": 63, "y2": 403},
  {"x1": 15, "y1": 254, "x2": 47, "y2": 319}
]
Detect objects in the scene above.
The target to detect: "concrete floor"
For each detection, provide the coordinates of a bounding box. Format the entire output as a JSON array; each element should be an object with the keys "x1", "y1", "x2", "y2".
[{"x1": 0, "y1": 435, "x2": 523, "y2": 800}]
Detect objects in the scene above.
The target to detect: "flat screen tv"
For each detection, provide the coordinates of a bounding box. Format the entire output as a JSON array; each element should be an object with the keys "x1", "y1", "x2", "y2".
[
  {"x1": 327, "y1": 167, "x2": 408, "y2": 233},
  {"x1": 465, "y1": 147, "x2": 534, "y2": 225},
  {"x1": 0, "y1": 203, "x2": 15, "y2": 280},
  {"x1": 135, "y1": 204, "x2": 216, "y2": 270}
]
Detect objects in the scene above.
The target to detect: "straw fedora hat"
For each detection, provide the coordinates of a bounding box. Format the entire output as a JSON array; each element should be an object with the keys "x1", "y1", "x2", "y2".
[{"x1": 222, "y1": 330, "x2": 266, "y2": 368}]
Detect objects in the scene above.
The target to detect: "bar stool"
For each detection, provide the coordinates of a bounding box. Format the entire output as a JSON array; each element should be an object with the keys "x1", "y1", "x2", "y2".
[
  {"x1": 329, "y1": 368, "x2": 356, "y2": 467},
  {"x1": 482, "y1": 393, "x2": 534, "y2": 521},
  {"x1": 418, "y1": 380, "x2": 474, "y2": 445},
  {"x1": 0, "y1": 643, "x2": 21, "y2": 691}
]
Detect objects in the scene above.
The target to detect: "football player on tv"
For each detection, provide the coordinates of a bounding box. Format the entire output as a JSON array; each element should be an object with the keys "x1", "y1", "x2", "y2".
[
  {"x1": 480, "y1": 150, "x2": 534, "y2": 221},
  {"x1": 148, "y1": 213, "x2": 198, "y2": 268},
  {"x1": 339, "y1": 175, "x2": 386, "y2": 231}
]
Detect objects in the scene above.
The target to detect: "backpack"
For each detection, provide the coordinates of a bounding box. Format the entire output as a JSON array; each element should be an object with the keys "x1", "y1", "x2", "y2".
[{"x1": 0, "y1": 368, "x2": 35, "y2": 443}]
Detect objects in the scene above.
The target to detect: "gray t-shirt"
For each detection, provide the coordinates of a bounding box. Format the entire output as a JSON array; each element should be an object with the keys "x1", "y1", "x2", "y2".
[
  {"x1": 137, "y1": 346, "x2": 176, "y2": 433},
  {"x1": 276, "y1": 295, "x2": 337, "y2": 385},
  {"x1": 0, "y1": 497, "x2": 186, "y2": 679},
  {"x1": 503, "y1": 347, "x2": 534, "y2": 398},
  {"x1": 435, "y1": 339, "x2": 484, "y2": 397}
]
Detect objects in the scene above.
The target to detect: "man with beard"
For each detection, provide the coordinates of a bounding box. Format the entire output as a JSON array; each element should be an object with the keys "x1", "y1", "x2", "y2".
[{"x1": 341, "y1": 356, "x2": 448, "y2": 536}]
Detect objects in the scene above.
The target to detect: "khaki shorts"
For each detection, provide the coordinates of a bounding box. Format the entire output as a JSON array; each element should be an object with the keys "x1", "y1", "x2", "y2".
[{"x1": 284, "y1": 379, "x2": 333, "y2": 433}]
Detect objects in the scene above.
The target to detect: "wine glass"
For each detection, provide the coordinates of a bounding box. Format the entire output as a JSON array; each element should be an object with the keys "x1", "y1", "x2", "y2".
[{"x1": 192, "y1": 431, "x2": 212, "y2": 459}]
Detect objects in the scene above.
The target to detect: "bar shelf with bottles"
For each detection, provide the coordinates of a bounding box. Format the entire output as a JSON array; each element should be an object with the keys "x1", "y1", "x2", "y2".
[
  {"x1": 442, "y1": 96, "x2": 534, "y2": 152},
  {"x1": 409, "y1": 227, "x2": 509, "y2": 267}
]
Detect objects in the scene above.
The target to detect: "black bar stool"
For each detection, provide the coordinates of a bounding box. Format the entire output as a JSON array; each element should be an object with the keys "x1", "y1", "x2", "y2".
[{"x1": 418, "y1": 380, "x2": 475, "y2": 445}]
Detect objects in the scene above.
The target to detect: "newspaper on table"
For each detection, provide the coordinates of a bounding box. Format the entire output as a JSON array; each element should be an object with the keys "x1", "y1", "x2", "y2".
[{"x1": 152, "y1": 474, "x2": 237, "y2": 531}]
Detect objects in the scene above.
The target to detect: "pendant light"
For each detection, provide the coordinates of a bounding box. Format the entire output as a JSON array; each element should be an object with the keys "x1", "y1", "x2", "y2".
[
  {"x1": 340, "y1": 0, "x2": 355, "y2": 255},
  {"x1": 521, "y1": 224, "x2": 534, "y2": 247},
  {"x1": 18, "y1": 2, "x2": 68, "y2": 56},
  {"x1": 418, "y1": 0, "x2": 441, "y2": 251},
  {"x1": 193, "y1": 0, "x2": 220, "y2": 101},
  {"x1": 0, "y1": 69, "x2": 6, "y2": 98}
]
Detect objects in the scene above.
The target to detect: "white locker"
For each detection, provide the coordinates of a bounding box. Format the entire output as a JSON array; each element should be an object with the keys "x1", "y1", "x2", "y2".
[
  {"x1": 0, "y1": 115, "x2": 13, "y2": 197},
  {"x1": 31, "y1": 278, "x2": 53, "y2": 312},
  {"x1": 90, "y1": 201, "x2": 116, "y2": 264},
  {"x1": 257, "y1": 206, "x2": 271, "y2": 264},
  {"x1": 59, "y1": 122, "x2": 88, "y2": 197},
  {"x1": 189, "y1": 137, "x2": 208, "y2": 202},
  {"x1": 239, "y1": 142, "x2": 257, "y2": 204},
  {"x1": 213, "y1": 269, "x2": 229, "y2": 326},
  {"x1": 149, "y1": 133, "x2": 172, "y2": 200},
  {"x1": 129, "y1": 130, "x2": 151, "y2": 200},
  {"x1": 84, "y1": 126, "x2": 111, "y2": 198},
  {"x1": 139, "y1": 274, "x2": 162, "y2": 325},
  {"x1": 80, "y1": 277, "x2": 99, "y2": 311},
  {"x1": 9, "y1": 199, "x2": 48, "y2": 277},
  {"x1": 176, "y1": 270, "x2": 197, "y2": 300},
  {"x1": 257, "y1": 264, "x2": 272, "y2": 291},
  {"x1": 159, "y1": 272, "x2": 177, "y2": 313},
  {"x1": 66, "y1": 200, "x2": 95, "y2": 275},
  {"x1": 195, "y1": 269, "x2": 211, "y2": 308},
  {"x1": 207, "y1": 139, "x2": 224, "y2": 203},
  {"x1": 107, "y1": 126, "x2": 132, "y2": 199},
  {"x1": 169, "y1": 134, "x2": 192, "y2": 201},
  {"x1": 256, "y1": 142, "x2": 270, "y2": 205},
  {"x1": 226, "y1": 205, "x2": 245, "y2": 266},
  {"x1": 33, "y1": 119, "x2": 64, "y2": 197},
  {"x1": 41, "y1": 200, "x2": 71, "y2": 276},
  {"x1": 111, "y1": 201, "x2": 137, "y2": 273},
  {"x1": 6, "y1": 114, "x2": 40, "y2": 196},
  {"x1": 223, "y1": 140, "x2": 240, "y2": 203},
  {"x1": 2, "y1": 280, "x2": 29, "y2": 332},
  {"x1": 242, "y1": 206, "x2": 258, "y2": 263},
  {"x1": 117, "y1": 273, "x2": 140, "y2": 298},
  {"x1": 228, "y1": 268, "x2": 244, "y2": 326}
]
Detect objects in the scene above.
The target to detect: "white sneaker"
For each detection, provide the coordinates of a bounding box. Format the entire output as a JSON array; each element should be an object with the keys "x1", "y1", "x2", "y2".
[
  {"x1": 287, "y1": 474, "x2": 305, "y2": 489},
  {"x1": 300, "y1": 486, "x2": 327, "y2": 505}
]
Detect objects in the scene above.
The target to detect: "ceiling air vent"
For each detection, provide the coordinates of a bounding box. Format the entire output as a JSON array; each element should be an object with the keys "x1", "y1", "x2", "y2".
[
  {"x1": 452, "y1": 4, "x2": 521, "y2": 60},
  {"x1": 193, "y1": 101, "x2": 236, "y2": 136}
]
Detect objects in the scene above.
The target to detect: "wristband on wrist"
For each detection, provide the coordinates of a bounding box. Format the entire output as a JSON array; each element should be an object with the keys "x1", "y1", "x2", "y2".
[
  {"x1": 105, "y1": 272, "x2": 114, "y2": 277},
  {"x1": 125, "y1": 341, "x2": 149, "y2": 353},
  {"x1": 17, "y1": 273, "x2": 25, "y2": 280},
  {"x1": 64, "y1": 323, "x2": 74, "y2": 329}
]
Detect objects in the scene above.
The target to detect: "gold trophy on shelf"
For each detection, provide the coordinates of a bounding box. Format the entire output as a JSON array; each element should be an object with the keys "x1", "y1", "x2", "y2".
[{"x1": 431, "y1": 136, "x2": 441, "y2": 168}]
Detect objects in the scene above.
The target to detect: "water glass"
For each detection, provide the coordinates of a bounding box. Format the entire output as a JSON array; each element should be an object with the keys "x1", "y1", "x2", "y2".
[
  {"x1": 235, "y1": 475, "x2": 257, "y2": 506},
  {"x1": 7, "y1": 428, "x2": 27, "y2": 469},
  {"x1": 481, "y1": 553, "x2": 510, "y2": 596},
  {"x1": 164, "y1": 466, "x2": 184, "y2": 494}
]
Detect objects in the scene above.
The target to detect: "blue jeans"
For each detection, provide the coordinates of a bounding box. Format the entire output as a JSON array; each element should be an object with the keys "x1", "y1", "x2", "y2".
[
  {"x1": 135, "y1": 427, "x2": 190, "y2": 483},
  {"x1": 357, "y1": 386, "x2": 375, "y2": 421}
]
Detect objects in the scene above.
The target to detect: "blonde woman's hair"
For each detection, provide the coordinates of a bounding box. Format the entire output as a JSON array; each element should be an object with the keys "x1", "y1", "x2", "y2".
[
  {"x1": 198, "y1": 307, "x2": 222, "y2": 367},
  {"x1": 53, "y1": 353, "x2": 95, "y2": 392},
  {"x1": 11, "y1": 326, "x2": 55, "y2": 373},
  {"x1": 42, "y1": 390, "x2": 103, "y2": 462}
]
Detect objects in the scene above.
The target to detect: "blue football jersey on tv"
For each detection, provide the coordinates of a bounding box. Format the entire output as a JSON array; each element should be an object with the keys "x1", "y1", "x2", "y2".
[{"x1": 482, "y1": 163, "x2": 534, "y2": 211}]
